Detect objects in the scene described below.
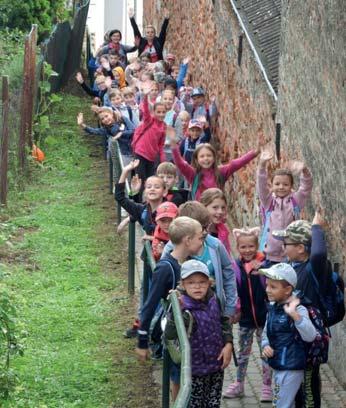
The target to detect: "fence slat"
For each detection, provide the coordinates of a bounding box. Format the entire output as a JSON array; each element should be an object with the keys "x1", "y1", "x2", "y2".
[
  {"x1": 27, "y1": 24, "x2": 38, "y2": 149},
  {"x1": 0, "y1": 76, "x2": 10, "y2": 205}
]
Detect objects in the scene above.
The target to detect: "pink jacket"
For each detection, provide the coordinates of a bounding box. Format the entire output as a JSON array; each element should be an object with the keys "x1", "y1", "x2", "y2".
[
  {"x1": 131, "y1": 95, "x2": 166, "y2": 162},
  {"x1": 172, "y1": 147, "x2": 258, "y2": 201},
  {"x1": 257, "y1": 167, "x2": 313, "y2": 262}
]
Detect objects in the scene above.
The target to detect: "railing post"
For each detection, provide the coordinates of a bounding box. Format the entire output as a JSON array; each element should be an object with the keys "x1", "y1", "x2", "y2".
[
  {"x1": 162, "y1": 348, "x2": 171, "y2": 408},
  {"x1": 109, "y1": 156, "x2": 113, "y2": 194},
  {"x1": 128, "y1": 220, "x2": 136, "y2": 295},
  {"x1": 0, "y1": 76, "x2": 10, "y2": 206}
]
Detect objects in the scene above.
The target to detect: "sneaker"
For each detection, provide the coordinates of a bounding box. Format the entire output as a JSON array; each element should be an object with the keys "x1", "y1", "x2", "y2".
[
  {"x1": 260, "y1": 384, "x2": 273, "y2": 402},
  {"x1": 123, "y1": 319, "x2": 140, "y2": 338},
  {"x1": 223, "y1": 381, "x2": 244, "y2": 398}
]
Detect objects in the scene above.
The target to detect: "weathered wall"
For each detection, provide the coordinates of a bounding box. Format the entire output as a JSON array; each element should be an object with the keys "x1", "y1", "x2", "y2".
[
  {"x1": 277, "y1": 0, "x2": 346, "y2": 384},
  {"x1": 144, "y1": 0, "x2": 276, "y2": 228}
]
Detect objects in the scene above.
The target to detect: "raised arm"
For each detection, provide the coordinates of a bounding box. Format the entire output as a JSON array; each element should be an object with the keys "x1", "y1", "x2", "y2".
[
  {"x1": 256, "y1": 150, "x2": 274, "y2": 209},
  {"x1": 310, "y1": 211, "x2": 328, "y2": 286},
  {"x1": 220, "y1": 149, "x2": 258, "y2": 179},
  {"x1": 290, "y1": 162, "x2": 313, "y2": 208},
  {"x1": 129, "y1": 8, "x2": 142, "y2": 39}
]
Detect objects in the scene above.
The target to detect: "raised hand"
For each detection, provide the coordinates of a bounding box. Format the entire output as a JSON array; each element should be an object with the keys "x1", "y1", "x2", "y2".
[
  {"x1": 183, "y1": 56, "x2": 190, "y2": 65},
  {"x1": 77, "y1": 112, "x2": 84, "y2": 127},
  {"x1": 101, "y1": 60, "x2": 111, "y2": 71},
  {"x1": 163, "y1": 7, "x2": 170, "y2": 19},
  {"x1": 288, "y1": 160, "x2": 306, "y2": 175},
  {"x1": 166, "y1": 126, "x2": 178, "y2": 147},
  {"x1": 124, "y1": 159, "x2": 140, "y2": 172},
  {"x1": 283, "y1": 296, "x2": 301, "y2": 318},
  {"x1": 130, "y1": 174, "x2": 142, "y2": 194},
  {"x1": 312, "y1": 209, "x2": 326, "y2": 227},
  {"x1": 260, "y1": 150, "x2": 273, "y2": 164},
  {"x1": 75, "y1": 72, "x2": 84, "y2": 84},
  {"x1": 91, "y1": 104, "x2": 101, "y2": 114},
  {"x1": 128, "y1": 7, "x2": 135, "y2": 18},
  {"x1": 256, "y1": 131, "x2": 266, "y2": 155}
]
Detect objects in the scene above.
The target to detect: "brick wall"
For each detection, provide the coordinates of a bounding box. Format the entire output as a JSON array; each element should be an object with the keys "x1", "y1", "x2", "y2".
[
  {"x1": 277, "y1": 0, "x2": 346, "y2": 384},
  {"x1": 144, "y1": 0, "x2": 346, "y2": 384}
]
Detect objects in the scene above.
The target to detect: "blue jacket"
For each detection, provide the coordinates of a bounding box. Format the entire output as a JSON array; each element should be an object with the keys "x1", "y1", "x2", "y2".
[
  {"x1": 162, "y1": 235, "x2": 237, "y2": 317},
  {"x1": 84, "y1": 116, "x2": 135, "y2": 156}
]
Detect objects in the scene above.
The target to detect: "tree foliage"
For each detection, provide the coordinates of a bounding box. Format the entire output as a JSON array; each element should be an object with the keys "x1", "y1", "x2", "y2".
[{"x1": 0, "y1": 0, "x2": 69, "y2": 39}]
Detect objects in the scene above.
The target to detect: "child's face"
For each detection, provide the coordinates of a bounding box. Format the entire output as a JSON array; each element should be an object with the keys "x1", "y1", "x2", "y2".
[
  {"x1": 186, "y1": 226, "x2": 204, "y2": 255},
  {"x1": 145, "y1": 27, "x2": 156, "y2": 41},
  {"x1": 99, "y1": 111, "x2": 114, "y2": 126},
  {"x1": 205, "y1": 197, "x2": 227, "y2": 225},
  {"x1": 283, "y1": 240, "x2": 306, "y2": 262},
  {"x1": 182, "y1": 272, "x2": 210, "y2": 301},
  {"x1": 237, "y1": 235, "x2": 258, "y2": 262},
  {"x1": 171, "y1": 67, "x2": 179, "y2": 79},
  {"x1": 144, "y1": 177, "x2": 165, "y2": 202},
  {"x1": 113, "y1": 71, "x2": 121, "y2": 81},
  {"x1": 266, "y1": 279, "x2": 292, "y2": 303},
  {"x1": 123, "y1": 93, "x2": 135, "y2": 105},
  {"x1": 154, "y1": 105, "x2": 166, "y2": 122},
  {"x1": 272, "y1": 175, "x2": 292, "y2": 198},
  {"x1": 197, "y1": 147, "x2": 215, "y2": 169},
  {"x1": 188, "y1": 127, "x2": 203, "y2": 140},
  {"x1": 150, "y1": 85, "x2": 159, "y2": 99},
  {"x1": 179, "y1": 115, "x2": 190, "y2": 129},
  {"x1": 162, "y1": 92, "x2": 174, "y2": 110},
  {"x1": 157, "y1": 172, "x2": 177, "y2": 190},
  {"x1": 96, "y1": 79, "x2": 107, "y2": 91},
  {"x1": 157, "y1": 217, "x2": 174, "y2": 233},
  {"x1": 192, "y1": 95, "x2": 205, "y2": 107},
  {"x1": 109, "y1": 55, "x2": 120, "y2": 66},
  {"x1": 111, "y1": 95, "x2": 123, "y2": 106}
]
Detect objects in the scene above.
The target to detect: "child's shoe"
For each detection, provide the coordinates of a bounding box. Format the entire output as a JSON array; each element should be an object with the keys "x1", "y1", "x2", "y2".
[
  {"x1": 260, "y1": 384, "x2": 272, "y2": 402},
  {"x1": 123, "y1": 318, "x2": 140, "y2": 338},
  {"x1": 223, "y1": 381, "x2": 244, "y2": 398}
]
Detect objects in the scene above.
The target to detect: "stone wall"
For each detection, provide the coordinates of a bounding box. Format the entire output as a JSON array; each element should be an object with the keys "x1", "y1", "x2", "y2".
[
  {"x1": 145, "y1": 0, "x2": 346, "y2": 384},
  {"x1": 277, "y1": 0, "x2": 346, "y2": 384}
]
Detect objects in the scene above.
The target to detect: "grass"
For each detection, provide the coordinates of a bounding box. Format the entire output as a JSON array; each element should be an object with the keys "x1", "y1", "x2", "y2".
[{"x1": 0, "y1": 94, "x2": 159, "y2": 408}]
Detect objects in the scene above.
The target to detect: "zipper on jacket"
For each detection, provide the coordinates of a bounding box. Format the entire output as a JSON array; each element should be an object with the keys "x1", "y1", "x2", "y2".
[{"x1": 247, "y1": 274, "x2": 260, "y2": 329}]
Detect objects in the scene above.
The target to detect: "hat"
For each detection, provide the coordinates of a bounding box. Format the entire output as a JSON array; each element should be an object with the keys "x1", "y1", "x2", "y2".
[
  {"x1": 181, "y1": 260, "x2": 210, "y2": 280},
  {"x1": 155, "y1": 202, "x2": 179, "y2": 221},
  {"x1": 166, "y1": 53, "x2": 175, "y2": 61},
  {"x1": 272, "y1": 220, "x2": 312, "y2": 245},
  {"x1": 188, "y1": 119, "x2": 203, "y2": 130},
  {"x1": 259, "y1": 263, "x2": 297, "y2": 288},
  {"x1": 191, "y1": 87, "x2": 205, "y2": 97}
]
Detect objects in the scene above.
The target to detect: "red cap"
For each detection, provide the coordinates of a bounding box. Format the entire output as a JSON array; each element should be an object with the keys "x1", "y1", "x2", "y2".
[{"x1": 156, "y1": 202, "x2": 179, "y2": 221}]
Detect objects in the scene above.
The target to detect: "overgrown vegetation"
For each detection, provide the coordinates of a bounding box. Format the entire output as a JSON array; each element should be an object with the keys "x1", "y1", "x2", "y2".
[{"x1": 0, "y1": 94, "x2": 159, "y2": 407}]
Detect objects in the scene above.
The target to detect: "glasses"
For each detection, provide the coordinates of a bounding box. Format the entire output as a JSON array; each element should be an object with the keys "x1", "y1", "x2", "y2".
[
  {"x1": 185, "y1": 281, "x2": 209, "y2": 288},
  {"x1": 283, "y1": 242, "x2": 303, "y2": 247}
]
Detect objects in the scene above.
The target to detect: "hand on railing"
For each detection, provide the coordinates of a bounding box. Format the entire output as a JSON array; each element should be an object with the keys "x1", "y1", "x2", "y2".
[
  {"x1": 111, "y1": 132, "x2": 122, "y2": 141},
  {"x1": 75, "y1": 72, "x2": 84, "y2": 84}
]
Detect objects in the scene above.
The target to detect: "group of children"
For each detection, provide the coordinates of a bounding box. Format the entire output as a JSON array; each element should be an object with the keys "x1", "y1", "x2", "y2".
[{"x1": 75, "y1": 10, "x2": 343, "y2": 408}]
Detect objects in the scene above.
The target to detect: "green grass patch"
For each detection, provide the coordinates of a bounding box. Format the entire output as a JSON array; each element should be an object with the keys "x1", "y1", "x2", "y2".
[{"x1": 0, "y1": 94, "x2": 159, "y2": 407}]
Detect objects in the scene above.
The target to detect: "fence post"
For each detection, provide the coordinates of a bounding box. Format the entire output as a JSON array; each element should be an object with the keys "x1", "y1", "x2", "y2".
[
  {"x1": 128, "y1": 220, "x2": 136, "y2": 295},
  {"x1": 18, "y1": 36, "x2": 31, "y2": 174},
  {"x1": 162, "y1": 348, "x2": 171, "y2": 408},
  {"x1": 27, "y1": 24, "x2": 38, "y2": 149},
  {"x1": 0, "y1": 76, "x2": 10, "y2": 205}
]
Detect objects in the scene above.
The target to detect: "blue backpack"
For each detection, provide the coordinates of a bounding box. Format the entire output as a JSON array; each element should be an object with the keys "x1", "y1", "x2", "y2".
[
  {"x1": 308, "y1": 262, "x2": 345, "y2": 328},
  {"x1": 259, "y1": 196, "x2": 300, "y2": 252}
]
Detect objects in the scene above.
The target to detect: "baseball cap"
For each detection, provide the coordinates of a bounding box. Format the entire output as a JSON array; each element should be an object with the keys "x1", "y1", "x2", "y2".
[
  {"x1": 272, "y1": 220, "x2": 312, "y2": 245},
  {"x1": 188, "y1": 119, "x2": 203, "y2": 130},
  {"x1": 259, "y1": 263, "x2": 297, "y2": 288},
  {"x1": 191, "y1": 87, "x2": 205, "y2": 97},
  {"x1": 155, "y1": 202, "x2": 179, "y2": 221},
  {"x1": 180, "y1": 260, "x2": 210, "y2": 280}
]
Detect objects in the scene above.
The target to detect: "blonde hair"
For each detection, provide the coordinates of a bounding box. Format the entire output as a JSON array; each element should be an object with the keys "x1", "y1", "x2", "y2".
[
  {"x1": 95, "y1": 75, "x2": 106, "y2": 84},
  {"x1": 200, "y1": 188, "x2": 227, "y2": 207},
  {"x1": 109, "y1": 89, "x2": 123, "y2": 99},
  {"x1": 169, "y1": 217, "x2": 201, "y2": 245},
  {"x1": 98, "y1": 107, "x2": 121, "y2": 123},
  {"x1": 178, "y1": 110, "x2": 191, "y2": 121},
  {"x1": 122, "y1": 86, "x2": 136, "y2": 97},
  {"x1": 233, "y1": 227, "x2": 261, "y2": 245}
]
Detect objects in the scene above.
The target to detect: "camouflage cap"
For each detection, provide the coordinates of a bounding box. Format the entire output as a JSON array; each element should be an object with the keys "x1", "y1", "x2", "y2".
[{"x1": 272, "y1": 220, "x2": 312, "y2": 245}]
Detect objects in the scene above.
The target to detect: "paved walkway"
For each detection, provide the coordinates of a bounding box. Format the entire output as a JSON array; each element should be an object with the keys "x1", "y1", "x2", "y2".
[{"x1": 222, "y1": 328, "x2": 346, "y2": 408}]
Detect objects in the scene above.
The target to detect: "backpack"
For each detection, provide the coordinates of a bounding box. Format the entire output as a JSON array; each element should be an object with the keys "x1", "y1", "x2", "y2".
[
  {"x1": 308, "y1": 262, "x2": 345, "y2": 327},
  {"x1": 300, "y1": 305, "x2": 330, "y2": 366},
  {"x1": 259, "y1": 196, "x2": 300, "y2": 252},
  {"x1": 140, "y1": 206, "x2": 156, "y2": 235}
]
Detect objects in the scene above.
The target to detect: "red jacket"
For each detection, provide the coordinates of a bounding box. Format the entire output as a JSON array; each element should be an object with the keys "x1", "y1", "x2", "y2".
[
  {"x1": 131, "y1": 95, "x2": 166, "y2": 162},
  {"x1": 152, "y1": 225, "x2": 169, "y2": 261}
]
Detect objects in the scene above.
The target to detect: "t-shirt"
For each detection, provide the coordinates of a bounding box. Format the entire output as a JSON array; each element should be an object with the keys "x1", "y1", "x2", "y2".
[
  {"x1": 143, "y1": 43, "x2": 158, "y2": 62},
  {"x1": 193, "y1": 244, "x2": 215, "y2": 278}
]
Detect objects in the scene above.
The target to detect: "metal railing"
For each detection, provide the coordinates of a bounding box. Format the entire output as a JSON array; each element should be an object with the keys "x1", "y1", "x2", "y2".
[{"x1": 111, "y1": 141, "x2": 191, "y2": 406}]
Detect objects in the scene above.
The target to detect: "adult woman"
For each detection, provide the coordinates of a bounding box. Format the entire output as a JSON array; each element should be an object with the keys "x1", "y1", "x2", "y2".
[
  {"x1": 96, "y1": 29, "x2": 136, "y2": 66},
  {"x1": 129, "y1": 8, "x2": 170, "y2": 62}
]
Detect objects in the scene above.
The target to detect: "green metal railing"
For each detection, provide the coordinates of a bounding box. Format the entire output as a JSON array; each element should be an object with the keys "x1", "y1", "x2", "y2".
[{"x1": 112, "y1": 141, "x2": 191, "y2": 406}]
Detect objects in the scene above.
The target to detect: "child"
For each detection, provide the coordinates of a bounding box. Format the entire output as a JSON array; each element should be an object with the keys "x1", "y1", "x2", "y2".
[
  {"x1": 168, "y1": 129, "x2": 260, "y2": 200},
  {"x1": 152, "y1": 202, "x2": 179, "y2": 261},
  {"x1": 179, "y1": 119, "x2": 210, "y2": 164},
  {"x1": 165, "y1": 259, "x2": 233, "y2": 407},
  {"x1": 75, "y1": 72, "x2": 109, "y2": 105},
  {"x1": 223, "y1": 227, "x2": 272, "y2": 401},
  {"x1": 162, "y1": 201, "x2": 238, "y2": 319},
  {"x1": 77, "y1": 108, "x2": 134, "y2": 176},
  {"x1": 121, "y1": 87, "x2": 140, "y2": 126},
  {"x1": 162, "y1": 89, "x2": 177, "y2": 162},
  {"x1": 260, "y1": 263, "x2": 317, "y2": 408},
  {"x1": 136, "y1": 217, "x2": 204, "y2": 361},
  {"x1": 115, "y1": 160, "x2": 166, "y2": 236},
  {"x1": 200, "y1": 188, "x2": 231, "y2": 253},
  {"x1": 257, "y1": 150, "x2": 313, "y2": 263},
  {"x1": 174, "y1": 110, "x2": 190, "y2": 143},
  {"x1": 131, "y1": 86, "x2": 167, "y2": 196},
  {"x1": 156, "y1": 162, "x2": 188, "y2": 207},
  {"x1": 272, "y1": 212, "x2": 329, "y2": 408}
]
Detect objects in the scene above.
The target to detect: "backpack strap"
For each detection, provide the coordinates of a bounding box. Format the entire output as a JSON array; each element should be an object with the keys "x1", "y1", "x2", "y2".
[
  {"x1": 189, "y1": 174, "x2": 200, "y2": 200},
  {"x1": 159, "y1": 259, "x2": 177, "y2": 290},
  {"x1": 127, "y1": 105, "x2": 133, "y2": 122},
  {"x1": 291, "y1": 196, "x2": 301, "y2": 220}
]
